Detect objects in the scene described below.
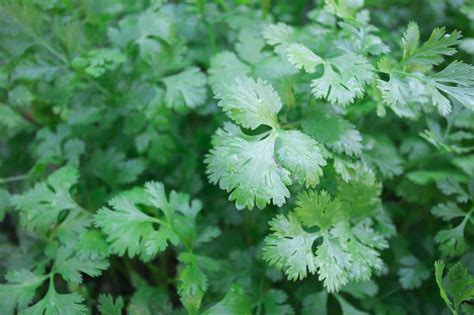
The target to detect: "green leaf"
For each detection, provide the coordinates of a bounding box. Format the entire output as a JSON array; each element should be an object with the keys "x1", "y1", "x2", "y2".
[
  {"x1": 203, "y1": 284, "x2": 252, "y2": 315},
  {"x1": 13, "y1": 59, "x2": 63, "y2": 81},
  {"x1": 91, "y1": 148, "x2": 145, "y2": 187},
  {"x1": 402, "y1": 23, "x2": 461, "y2": 66},
  {"x1": 310, "y1": 53, "x2": 373, "y2": 106},
  {"x1": 280, "y1": 42, "x2": 374, "y2": 106},
  {"x1": 162, "y1": 67, "x2": 207, "y2": 110},
  {"x1": 208, "y1": 51, "x2": 250, "y2": 91},
  {"x1": 207, "y1": 76, "x2": 327, "y2": 209},
  {"x1": 215, "y1": 75, "x2": 281, "y2": 130},
  {"x1": 401, "y1": 22, "x2": 420, "y2": 60},
  {"x1": 94, "y1": 181, "x2": 200, "y2": 258},
  {"x1": 206, "y1": 124, "x2": 291, "y2": 210},
  {"x1": 334, "y1": 294, "x2": 369, "y2": 315},
  {"x1": 12, "y1": 167, "x2": 80, "y2": 229},
  {"x1": 262, "y1": 23, "x2": 294, "y2": 47},
  {"x1": 377, "y1": 74, "x2": 422, "y2": 119},
  {"x1": 397, "y1": 256, "x2": 430, "y2": 289},
  {"x1": 294, "y1": 190, "x2": 344, "y2": 230},
  {"x1": 94, "y1": 195, "x2": 157, "y2": 257},
  {"x1": 74, "y1": 229, "x2": 110, "y2": 260},
  {"x1": 314, "y1": 233, "x2": 352, "y2": 292},
  {"x1": 0, "y1": 104, "x2": 30, "y2": 133},
  {"x1": 362, "y1": 136, "x2": 404, "y2": 179},
  {"x1": 435, "y1": 261, "x2": 474, "y2": 314},
  {"x1": 235, "y1": 29, "x2": 267, "y2": 64},
  {"x1": 286, "y1": 43, "x2": 323, "y2": 73},
  {"x1": 127, "y1": 276, "x2": 172, "y2": 315},
  {"x1": 263, "y1": 184, "x2": 386, "y2": 292},
  {"x1": 0, "y1": 270, "x2": 47, "y2": 315},
  {"x1": 452, "y1": 155, "x2": 474, "y2": 176},
  {"x1": 302, "y1": 105, "x2": 353, "y2": 145},
  {"x1": 72, "y1": 48, "x2": 125, "y2": 78},
  {"x1": 380, "y1": 24, "x2": 470, "y2": 115},
  {"x1": 435, "y1": 221, "x2": 469, "y2": 258},
  {"x1": 108, "y1": 9, "x2": 181, "y2": 66},
  {"x1": 425, "y1": 61, "x2": 474, "y2": 113},
  {"x1": 431, "y1": 202, "x2": 467, "y2": 221},
  {"x1": 436, "y1": 179, "x2": 470, "y2": 203},
  {"x1": 435, "y1": 261, "x2": 454, "y2": 313},
  {"x1": 275, "y1": 130, "x2": 326, "y2": 187},
  {"x1": 98, "y1": 294, "x2": 124, "y2": 315},
  {"x1": 21, "y1": 286, "x2": 87, "y2": 315},
  {"x1": 302, "y1": 291, "x2": 327, "y2": 315},
  {"x1": 53, "y1": 246, "x2": 109, "y2": 284},
  {"x1": 177, "y1": 252, "x2": 219, "y2": 314},
  {"x1": 263, "y1": 213, "x2": 319, "y2": 281},
  {"x1": 262, "y1": 289, "x2": 294, "y2": 315},
  {"x1": 337, "y1": 175, "x2": 382, "y2": 218}
]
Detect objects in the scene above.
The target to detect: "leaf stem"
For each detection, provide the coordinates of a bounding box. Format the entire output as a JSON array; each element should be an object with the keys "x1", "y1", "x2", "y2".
[{"x1": 0, "y1": 174, "x2": 29, "y2": 184}]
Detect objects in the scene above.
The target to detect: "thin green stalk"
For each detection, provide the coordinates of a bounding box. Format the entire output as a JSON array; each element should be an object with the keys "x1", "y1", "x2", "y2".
[
  {"x1": 262, "y1": 0, "x2": 271, "y2": 18},
  {"x1": 0, "y1": 174, "x2": 29, "y2": 184}
]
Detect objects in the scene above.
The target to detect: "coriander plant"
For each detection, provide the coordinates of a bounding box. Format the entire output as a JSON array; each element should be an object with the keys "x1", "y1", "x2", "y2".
[{"x1": 1, "y1": 0, "x2": 473, "y2": 314}]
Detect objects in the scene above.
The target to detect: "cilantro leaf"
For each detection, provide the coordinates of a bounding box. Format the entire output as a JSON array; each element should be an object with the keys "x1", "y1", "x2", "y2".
[
  {"x1": 91, "y1": 148, "x2": 145, "y2": 187},
  {"x1": 402, "y1": 22, "x2": 461, "y2": 66},
  {"x1": 177, "y1": 252, "x2": 219, "y2": 314},
  {"x1": 203, "y1": 284, "x2": 252, "y2": 315},
  {"x1": 72, "y1": 48, "x2": 125, "y2": 78},
  {"x1": 22, "y1": 286, "x2": 87, "y2": 315},
  {"x1": 98, "y1": 294, "x2": 124, "y2": 315},
  {"x1": 379, "y1": 23, "x2": 472, "y2": 115},
  {"x1": 162, "y1": 66, "x2": 207, "y2": 110},
  {"x1": 94, "y1": 195, "x2": 158, "y2": 258},
  {"x1": 262, "y1": 23, "x2": 295, "y2": 47},
  {"x1": 207, "y1": 76, "x2": 327, "y2": 209},
  {"x1": 215, "y1": 76, "x2": 281, "y2": 130},
  {"x1": 294, "y1": 190, "x2": 344, "y2": 230},
  {"x1": 263, "y1": 186, "x2": 386, "y2": 292},
  {"x1": 281, "y1": 41, "x2": 374, "y2": 106},
  {"x1": 94, "y1": 181, "x2": 204, "y2": 258},
  {"x1": 435, "y1": 223, "x2": 469, "y2": 258},
  {"x1": 435, "y1": 261, "x2": 474, "y2": 314},
  {"x1": 0, "y1": 270, "x2": 47, "y2": 314},
  {"x1": 286, "y1": 43, "x2": 323, "y2": 73},
  {"x1": 425, "y1": 61, "x2": 474, "y2": 113},
  {"x1": 53, "y1": 246, "x2": 109, "y2": 284},
  {"x1": 302, "y1": 291, "x2": 328, "y2": 315},
  {"x1": 262, "y1": 289, "x2": 294, "y2": 315},
  {"x1": 432, "y1": 202, "x2": 467, "y2": 221},
  {"x1": 263, "y1": 213, "x2": 319, "y2": 281},
  {"x1": 208, "y1": 51, "x2": 250, "y2": 91},
  {"x1": 206, "y1": 123, "x2": 291, "y2": 210},
  {"x1": 397, "y1": 256, "x2": 430, "y2": 289},
  {"x1": 12, "y1": 167, "x2": 80, "y2": 229},
  {"x1": 310, "y1": 53, "x2": 373, "y2": 107},
  {"x1": 276, "y1": 130, "x2": 327, "y2": 188}
]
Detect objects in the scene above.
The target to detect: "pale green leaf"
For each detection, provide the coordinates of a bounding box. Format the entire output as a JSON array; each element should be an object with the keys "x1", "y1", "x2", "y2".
[
  {"x1": 206, "y1": 124, "x2": 291, "y2": 210},
  {"x1": 0, "y1": 270, "x2": 47, "y2": 315},
  {"x1": 263, "y1": 214, "x2": 318, "y2": 281},
  {"x1": 286, "y1": 43, "x2": 323, "y2": 73},
  {"x1": 397, "y1": 256, "x2": 430, "y2": 289},
  {"x1": 203, "y1": 284, "x2": 251, "y2": 315},
  {"x1": 162, "y1": 66, "x2": 207, "y2": 110},
  {"x1": 276, "y1": 130, "x2": 326, "y2": 187},
  {"x1": 98, "y1": 294, "x2": 124, "y2": 315},
  {"x1": 215, "y1": 75, "x2": 281, "y2": 130}
]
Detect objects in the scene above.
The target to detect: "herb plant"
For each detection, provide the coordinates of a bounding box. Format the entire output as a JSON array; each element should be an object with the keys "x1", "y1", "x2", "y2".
[{"x1": 1, "y1": 0, "x2": 474, "y2": 314}]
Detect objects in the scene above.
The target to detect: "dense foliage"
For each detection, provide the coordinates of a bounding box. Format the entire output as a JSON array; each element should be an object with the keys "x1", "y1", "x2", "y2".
[{"x1": 1, "y1": 0, "x2": 474, "y2": 314}]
